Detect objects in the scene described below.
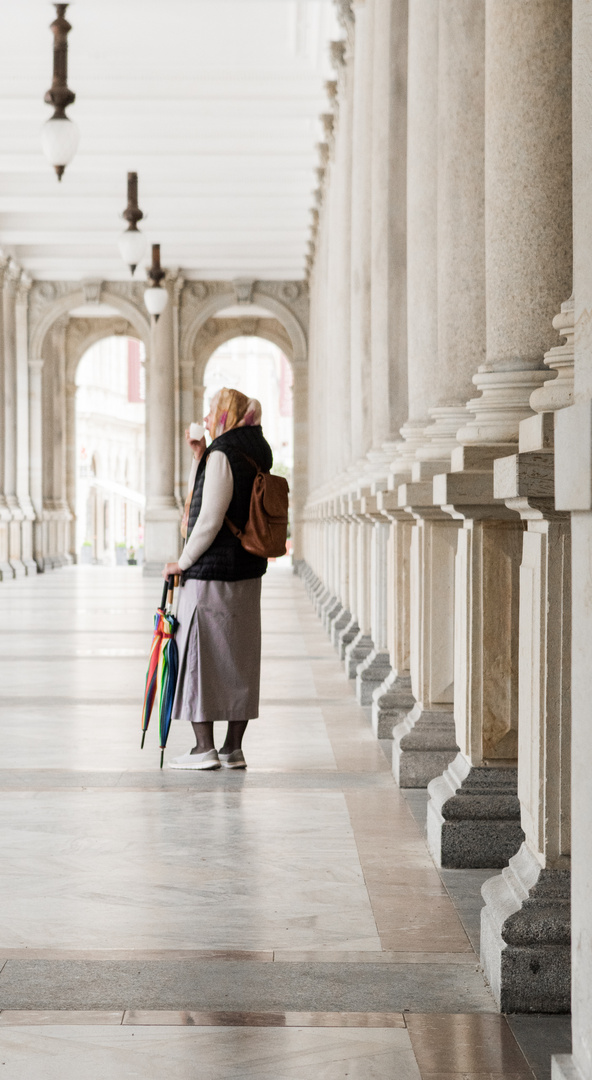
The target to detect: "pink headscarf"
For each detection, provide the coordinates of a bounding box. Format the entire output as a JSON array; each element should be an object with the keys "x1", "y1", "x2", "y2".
[{"x1": 209, "y1": 387, "x2": 262, "y2": 439}]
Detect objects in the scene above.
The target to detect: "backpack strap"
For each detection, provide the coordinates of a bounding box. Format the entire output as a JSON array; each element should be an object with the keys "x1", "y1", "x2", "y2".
[{"x1": 223, "y1": 451, "x2": 264, "y2": 537}]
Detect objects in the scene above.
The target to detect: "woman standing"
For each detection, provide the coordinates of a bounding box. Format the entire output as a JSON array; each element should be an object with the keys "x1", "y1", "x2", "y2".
[{"x1": 162, "y1": 387, "x2": 272, "y2": 770}]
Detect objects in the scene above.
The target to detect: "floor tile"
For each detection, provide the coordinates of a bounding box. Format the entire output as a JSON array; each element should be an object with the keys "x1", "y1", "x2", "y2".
[
  {"x1": 0, "y1": 1026, "x2": 421, "y2": 1080},
  {"x1": 405, "y1": 1013, "x2": 534, "y2": 1075}
]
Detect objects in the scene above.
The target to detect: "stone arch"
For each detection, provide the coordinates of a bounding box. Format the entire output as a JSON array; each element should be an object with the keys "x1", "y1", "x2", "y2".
[
  {"x1": 66, "y1": 317, "x2": 140, "y2": 383},
  {"x1": 193, "y1": 317, "x2": 294, "y2": 386},
  {"x1": 30, "y1": 285, "x2": 150, "y2": 362},
  {"x1": 182, "y1": 287, "x2": 307, "y2": 369}
]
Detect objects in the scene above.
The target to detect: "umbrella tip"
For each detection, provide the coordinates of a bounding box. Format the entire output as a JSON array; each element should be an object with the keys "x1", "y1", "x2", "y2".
[{"x1": 160, "y1": 750, "x2": 164, "y2": 769}]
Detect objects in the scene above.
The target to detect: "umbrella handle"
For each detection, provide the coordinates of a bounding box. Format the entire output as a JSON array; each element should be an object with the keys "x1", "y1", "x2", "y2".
[
  {"x1": 160, "y1": 578, "x2": 169, "y2": 610},
  {"x1": 167, "y1": 574, "x2": 176, "y2": 606}
]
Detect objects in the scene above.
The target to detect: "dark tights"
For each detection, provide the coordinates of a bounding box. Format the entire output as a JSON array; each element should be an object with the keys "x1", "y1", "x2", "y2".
[{"x1": 191, "y1": 720, "x2": 249, "y2": 755}]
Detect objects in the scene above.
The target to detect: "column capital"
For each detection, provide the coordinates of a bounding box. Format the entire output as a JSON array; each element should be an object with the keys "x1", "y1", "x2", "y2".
[
  {"x1": 4, "y1": 259, "x2": 22, "y2": 296},
  {"x1": 17, "y1": 273, "x2": 32, "y2": 303}
]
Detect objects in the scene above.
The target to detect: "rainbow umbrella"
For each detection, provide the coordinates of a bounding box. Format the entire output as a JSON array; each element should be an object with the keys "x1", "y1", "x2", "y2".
[
  {"x1": 155, "y1": 597, "x2": 179, "y2": 768},
  {"x1": 141, "y1": 576, "x2": 178, "y2": 763}
]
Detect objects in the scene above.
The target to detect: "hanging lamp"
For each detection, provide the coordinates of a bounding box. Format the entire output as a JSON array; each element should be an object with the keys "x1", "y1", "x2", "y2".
[
  {"x1": 118, "y1": 172, "x2": 147, "y2": 276},
  {"x1": 144, "y1": 245, "x2": 168, "y2": 322},
  {"x1": 42, "y1": 3, "x2": 79, "y2": 180}
]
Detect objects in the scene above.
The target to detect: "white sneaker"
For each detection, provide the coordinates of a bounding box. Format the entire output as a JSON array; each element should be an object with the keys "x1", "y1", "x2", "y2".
[
  {"x1": 169, "y1": 749, "x2": 221, "y2": 770},
  {"x1": 218, "y1": 749, "x2": 247, "y2": 769}
]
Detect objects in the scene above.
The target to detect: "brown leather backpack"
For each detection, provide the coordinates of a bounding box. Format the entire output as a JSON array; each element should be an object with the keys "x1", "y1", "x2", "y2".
[{"x1": 225, "y1": 454, "x2": 289, "y2": 559}]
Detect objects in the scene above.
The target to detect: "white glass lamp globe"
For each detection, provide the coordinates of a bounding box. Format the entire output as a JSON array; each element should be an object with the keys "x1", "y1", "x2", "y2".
[
  {"x1": 118, "y1": 229, "x2": 147, "y2": 275},
  {"x1": 144, "y1": 285, "x2": 168, "y2": 321},
  {"x1": 41, "y1": 117, "x2": 80, "y2": 180}
]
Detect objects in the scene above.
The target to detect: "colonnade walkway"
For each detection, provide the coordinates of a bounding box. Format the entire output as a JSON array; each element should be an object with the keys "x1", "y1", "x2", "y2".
[{"x1": 0, "y1": 564, "x2": 558, "y2": 1078}]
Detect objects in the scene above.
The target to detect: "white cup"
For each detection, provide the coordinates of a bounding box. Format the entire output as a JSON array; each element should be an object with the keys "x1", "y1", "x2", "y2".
[{"x1": 189, "y1": 422, "x2": 204, "y2": 441}]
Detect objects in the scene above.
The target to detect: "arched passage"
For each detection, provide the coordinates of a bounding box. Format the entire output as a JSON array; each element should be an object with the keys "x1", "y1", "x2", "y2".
[
  {"x1": 28, "y1": 289, "x2": 150, "y2": 569},
  {"x1": 75, "y1": 335, "x2": 146, "y2": 566}
]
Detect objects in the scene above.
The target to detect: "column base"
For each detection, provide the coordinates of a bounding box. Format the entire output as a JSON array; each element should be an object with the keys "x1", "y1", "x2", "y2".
[
  {"x1": 480, "y1": 842, "x2": 570, "y2": 1013},
  {"x1": 0, "y1": 560, "x2": 15, "y2": 580},
  {"x1": 355, "y1": 649, "x2": 392, "y2": 705},
  {"x1": 23, "y1": 559, "x2": 38, "y2": 575},
  {"x1": 371, "y1": 671, "x2": 415, "y2": 738},
  {"x1": 9, "y1": 559, "x2": 27, "y2": 578},
  {"x1": 313, "y1": 584, "x2": 330, "y2": 615},
  {"x1": 553, "y1": 1059, "x2": 586, "y2": 1080},
  {"x1": 392, "y1": 703, "x2": 459, "y2": 788},
  {"x1": 344, "y1": 629, "x2": 373, "y2": 678},
  {"x1": 427, "y1": 753, "x2": 524, "y2": 868},
  {"x1": 322, "y1": 596, "x2": 342, "y2": 631},
  {"x1": 330, "y1": 608, "x2": 351, "y2": 648},
  {"x1": 337, "y1": 616, "x2": 360, "y2": 660}
]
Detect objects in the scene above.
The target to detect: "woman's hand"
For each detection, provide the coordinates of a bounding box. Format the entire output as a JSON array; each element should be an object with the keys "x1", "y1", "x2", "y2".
[
  {"x1": 162, "y1": 561, "x2": 182, "y2": 580},
  {"x1": 184, "y1": 428, "x2": 206, "y2": 461}
]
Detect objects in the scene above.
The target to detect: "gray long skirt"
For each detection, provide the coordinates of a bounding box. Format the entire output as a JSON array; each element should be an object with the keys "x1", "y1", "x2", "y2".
[{"x1": 171, "y1": 577, "x2": 262, "y2": 724}]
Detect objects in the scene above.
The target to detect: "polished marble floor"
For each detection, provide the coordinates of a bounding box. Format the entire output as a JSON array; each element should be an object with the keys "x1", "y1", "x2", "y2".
[{"x1": 0, "y1": 565, "x2": 543, "y2": 1077}]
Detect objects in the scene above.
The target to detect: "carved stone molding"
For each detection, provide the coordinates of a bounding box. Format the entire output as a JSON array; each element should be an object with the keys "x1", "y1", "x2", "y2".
[
  {"x1": 82, "y1": 279, "x2": 103, "y2": 305},
  {"x1": 329, "y1": 40, "x2": 347, "y2": 70},
  {"x1": 233, "y1": 278, "x2": 256, "y2": 305}
]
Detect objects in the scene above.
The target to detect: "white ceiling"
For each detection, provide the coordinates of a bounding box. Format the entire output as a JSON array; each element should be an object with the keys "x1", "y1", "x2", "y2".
[{"x1": 0, "y1": 0, "x2": 338, "y2": 281}]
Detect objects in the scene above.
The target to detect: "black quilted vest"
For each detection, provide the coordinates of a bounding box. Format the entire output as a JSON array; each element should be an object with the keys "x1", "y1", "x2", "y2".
[{"x1": 183, "y1": 425, "x2": 273, "y2": 582}]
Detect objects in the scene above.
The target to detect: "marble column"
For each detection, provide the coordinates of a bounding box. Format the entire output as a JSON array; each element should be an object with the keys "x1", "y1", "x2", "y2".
[
  {"x1": 349, "y1": 0, "x2": 373, "y2": 466},
  {"x1": 28, "y1": 360, "x2": 44, "y2": 569},
  {"x1": 179, "y1": 359, "x2": 195, "y2": 483},
  {"x1": 0, "y1": 259, "x2": 13, "y2": 579},
  {"x1": 143, "y1": 277, "x2": 182, "y2": 576},
  {"x1": 393, "y1": 0, "x2": 437, "y2": 472},
  {"x1": 553, "y1": 1, "x2": 592, "y2": 1069},
  {"x1": 172, "y1": 275, "x2": 184, "y2": 510},
  {"x1": 4, "y1": 263, "x2": 25, "y2": 576},
  {"x1": 65, "y1": 379, "x2": 77, "y2": 562},
  {"x1": 429, "y1": 0, "x2": 572, "y2": 870},
  {"x1": 50, "y1": 320, "x2": 72, "y2": 566},
  {"x1": 369, "y1": 0, "x2": 408, "y2": 458},
  {"x1": 331, "y1": 34, "x2": 353, "y2": 481},
  {"x1": 15, "y1": 276, "x2": 36, "y2": 573},
  {"x1": 370, "y1": 0, "x2": 435, "y2": 754},
  {"x1": 390, "y1": 0, "x2": 466, "y2": 786},
  {"x1": 356, "y1": 0, "x2": 410, "y2": 707}
]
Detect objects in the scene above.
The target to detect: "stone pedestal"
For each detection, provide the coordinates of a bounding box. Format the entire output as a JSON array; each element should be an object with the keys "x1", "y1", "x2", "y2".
[
  {"x1": 356, "y1": 512, "x2": 391, "y2": 704},
  {"x1": 372, "y1": 670, "x2": 415, "y2": 739},
  {"x1": 331, "y1": 606, "x2": 352, "y2": 649},
  {"x1": 371, "y1": 494, "x2": 415, "y2": 738},
  {"x1": 481, "y1": 843, "x2": 570, "y2": 1013},
  {"x1": 0, "y1": 504, "x2": 14, "y2": 580},
  {"x1": 356, "y1": 647, "x2": 392, "y2": 706},
  {"x1": 392, "y1": 479, "x2": 460, "y2": 785},
  {"x1": 394, "y1": 702, "x2": 459, "y2": 789},
  {"x1": 427, "y1": 752, "x2": 524, "y2": 869},
  {"x1": 345, "y1": 629, "x2": 373, "y2": 680},
  {"x1": 478, "y1": 305, "x2": 573, "y2": 1012}
]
